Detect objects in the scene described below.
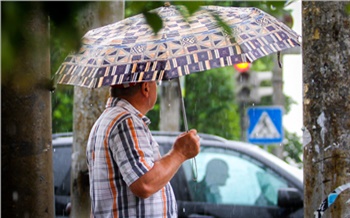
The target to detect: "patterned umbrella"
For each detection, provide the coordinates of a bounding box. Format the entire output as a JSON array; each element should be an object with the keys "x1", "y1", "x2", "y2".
[
  {"x1": 56, "y1": 4, "x2": 300, "y2": 181},
  {"x1": 55, "y1": 4, "x2": 300, "y2": 88}
]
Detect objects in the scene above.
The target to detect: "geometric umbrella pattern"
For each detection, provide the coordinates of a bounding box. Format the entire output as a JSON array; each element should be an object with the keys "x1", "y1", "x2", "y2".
[{"x1": 56, "y1": 5, "x2": 300, "y2": 88}]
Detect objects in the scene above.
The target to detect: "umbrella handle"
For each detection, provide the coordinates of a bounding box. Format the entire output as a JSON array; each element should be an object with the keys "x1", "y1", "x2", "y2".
[{"x1": 176, "y1": 77, "x2": 198, "y2": 182}]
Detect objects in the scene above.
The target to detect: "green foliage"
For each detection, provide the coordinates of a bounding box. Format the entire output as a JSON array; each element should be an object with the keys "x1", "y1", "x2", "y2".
[
  {"x1": 174, "y1": 1, "x2": 203, "y2": 16},
  {"x1": 124, "y1": 1, "x2": 294, "y2": 37},
  {"x1": 44, "y1": 2, "x2": 91, "y2": 53},
  {"x1": 49, "y1": 6, "x2": 76, "y2": 133},
  {"x1": 283, "y1": 130, "x2": 303, "y2": 168},
  {"x1": 52, "y1": 87, "x2": 74, "y2": 133},
  {"x1": 212, "y1": 13, "x2": 234, "y2": 39},
  {"x1": 125, "y1": 1, "x2": 165, "y2": 17},
  {"x1": 345, "y1": 3, "x2": 350, "y2": 16},
  {"x1": 143, "y1": 11, "x2": 163, "y2": 35},
  {"x1": 184, "y1": 67, "x2": 241, "y2": 140},
  {"x1": 266, "y1": 130, "x2": 303, "y2": 168},
  {"x1": 147, "y1": 98, "x2": 161, "y2": 130},
  {"x1": 251, "y1": 56, "x2": 275, "y2": 71}
]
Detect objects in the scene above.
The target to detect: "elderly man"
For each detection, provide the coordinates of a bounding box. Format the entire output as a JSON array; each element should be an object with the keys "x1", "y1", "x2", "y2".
[{"x1": 86, "y1": 81, "x2": 200, "y2": 217}]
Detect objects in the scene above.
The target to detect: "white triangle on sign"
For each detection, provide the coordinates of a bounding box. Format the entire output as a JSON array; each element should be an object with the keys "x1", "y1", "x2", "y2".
[{"x1": 249, "y1": 112, "x2": 280, "y2": 139}]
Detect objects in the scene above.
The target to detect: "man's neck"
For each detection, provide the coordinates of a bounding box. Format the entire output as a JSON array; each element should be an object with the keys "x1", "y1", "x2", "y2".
[{"x1": 121, "y1": 95, "x2": 149, "y2": 115}]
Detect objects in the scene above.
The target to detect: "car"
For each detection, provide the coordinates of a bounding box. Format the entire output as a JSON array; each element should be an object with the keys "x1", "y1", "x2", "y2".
[
  {"x1": 52, "y1": 133, "x2": 73, "y2": 218},
  {"x1": 53, "y1": 131, "x2": 303, "y2": 218}
]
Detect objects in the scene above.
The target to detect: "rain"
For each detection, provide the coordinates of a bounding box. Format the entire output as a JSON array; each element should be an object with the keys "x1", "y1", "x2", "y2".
[{"x1": 2, "y1": 1, "x2": 350, "y2": 218}]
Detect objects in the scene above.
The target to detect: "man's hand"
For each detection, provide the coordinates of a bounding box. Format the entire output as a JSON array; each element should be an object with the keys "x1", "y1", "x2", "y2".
[
  {"x1": 130, "y1": 129, "x2": 200, "y2": 198},
  {"x1": 173, "y1": 129, "x2": 201, "y2": 161}
]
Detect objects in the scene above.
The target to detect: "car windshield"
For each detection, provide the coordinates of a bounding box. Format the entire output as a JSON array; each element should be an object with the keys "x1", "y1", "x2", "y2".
[{"x1": 240, "y1": 142, "x2": 303, "y2": 181}]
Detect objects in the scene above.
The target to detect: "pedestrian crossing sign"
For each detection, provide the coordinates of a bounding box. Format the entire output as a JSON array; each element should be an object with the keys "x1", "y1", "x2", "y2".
[{"x1": 247, "y1": 106, "x2": 283, "y2": 144}]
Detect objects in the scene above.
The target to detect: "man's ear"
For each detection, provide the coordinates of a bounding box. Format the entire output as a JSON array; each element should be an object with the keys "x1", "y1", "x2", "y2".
[{"x1": 141, "y1": 82, "x2": 149, "y2": 97}]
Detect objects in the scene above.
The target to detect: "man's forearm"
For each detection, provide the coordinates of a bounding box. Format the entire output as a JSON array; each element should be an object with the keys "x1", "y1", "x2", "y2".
[{"x1": 129, "y1": 149, "x2": 185, "y2": 198}]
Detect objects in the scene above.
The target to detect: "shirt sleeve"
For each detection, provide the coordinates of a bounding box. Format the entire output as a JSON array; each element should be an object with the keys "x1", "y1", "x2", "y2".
[{"x1": 109, "y1": 114, "x2": 155, "y2": 186}]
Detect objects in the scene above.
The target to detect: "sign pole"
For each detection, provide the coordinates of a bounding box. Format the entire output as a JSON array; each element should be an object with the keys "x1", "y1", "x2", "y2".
[{"x1": 239, "y1": 102, "x2": 247, "y2": 142}]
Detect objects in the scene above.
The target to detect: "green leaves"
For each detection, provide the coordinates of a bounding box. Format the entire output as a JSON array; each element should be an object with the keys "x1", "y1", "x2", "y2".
[
  {"x1": 176, "y1": 1, "x2": 202, "y2": 15},
  {"x1": 174, "y1": 1, "x2": 202, "y2": 19},
  {"x1": 184, "y1": 67, "x2": 241, "y2": 140},
  {"x1": 346, "y1": 3, "x2": 350, "y2": 15},
  {"x1": 143, "y1": 11, "x2": 163, "y2": 35},
  {"x1": 211, "y1": 13, "x2": 234, "y2": 42}
]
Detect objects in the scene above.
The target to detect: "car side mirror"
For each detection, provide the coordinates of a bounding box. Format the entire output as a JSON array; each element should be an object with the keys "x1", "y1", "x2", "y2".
[{"x1": 277, "y1": 187, "x2": 303, "y2": 208}]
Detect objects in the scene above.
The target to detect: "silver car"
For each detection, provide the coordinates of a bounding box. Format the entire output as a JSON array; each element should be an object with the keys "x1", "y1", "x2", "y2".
[{"x1": 53, "y1": 131, "x2": 303, "y2": 218}]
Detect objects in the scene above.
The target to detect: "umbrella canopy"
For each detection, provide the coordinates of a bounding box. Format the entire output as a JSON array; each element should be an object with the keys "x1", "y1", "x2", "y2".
[{"x1": 55, "y1": 4, "x2": 300, "y2": 88}]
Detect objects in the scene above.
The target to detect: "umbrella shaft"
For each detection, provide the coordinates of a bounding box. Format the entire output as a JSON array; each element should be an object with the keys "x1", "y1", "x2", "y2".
[
  {"x1": 176, "y1": 77, "x2": 198, "y2": 181},
  {"x1": 176, "y1": 78, "x2": 189, "y2": 132}
]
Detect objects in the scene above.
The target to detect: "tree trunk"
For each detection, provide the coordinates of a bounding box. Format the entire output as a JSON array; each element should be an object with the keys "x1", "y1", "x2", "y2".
[
  {"x1": 71, "y1": 2, "x2": 124, "y2": 217},
  {"x1": 1, "y1": 3, "x2": 53, "y2": 217},
  {"x1": 159, "y1": 80, "x2": 181, "y2": 131},
  {"x1": 303, "y1": 2, "x2": 350, "y2": 217}
]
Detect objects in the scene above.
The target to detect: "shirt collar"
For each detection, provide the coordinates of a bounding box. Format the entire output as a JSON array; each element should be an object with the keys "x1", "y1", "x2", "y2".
[{"x1": 106, "y1": 97, "x2": 151, "y2": 125}]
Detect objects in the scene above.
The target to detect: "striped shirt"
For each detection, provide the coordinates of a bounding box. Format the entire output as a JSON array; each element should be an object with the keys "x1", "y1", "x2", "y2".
[{"x1": 87, "y1": 97, "x2": 177, "y2": 218}]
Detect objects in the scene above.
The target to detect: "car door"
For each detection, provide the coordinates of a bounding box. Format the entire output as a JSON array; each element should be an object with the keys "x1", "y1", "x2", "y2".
[
  {"x1": 53, "y1": 143, "x2": 72, "y2": 217},
  {"x1": 171, "y1": 145, "x2": 300, "y2": 218}
]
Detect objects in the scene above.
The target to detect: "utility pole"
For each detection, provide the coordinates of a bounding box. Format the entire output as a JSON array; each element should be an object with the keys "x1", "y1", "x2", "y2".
[
  {"x1": 2, "y1": 2, "x2": 53, "y2": 217},
  {"x1": 234, "y1": 62, "x2": 252, "y2": 141},
  {"x1": 303, "y1": 2, "x2": 350, "y2": 217},
  {"x1": 72, "y1": 2, "x2": 124, "y2": 217},
  {"x1": 271, "y1": 55, "x2": 284, "y2": 158},
  {"x1": 271, "y1": 47, "x2": 301, "y2": 158},
  {"x1": 239, "y1": 102, "x2": 248, "y2": 141}
]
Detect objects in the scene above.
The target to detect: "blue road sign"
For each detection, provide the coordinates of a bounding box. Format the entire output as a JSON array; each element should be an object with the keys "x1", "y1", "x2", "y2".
[{"x1": 247, "y1": 106, "x2": 283, "y2": 144}]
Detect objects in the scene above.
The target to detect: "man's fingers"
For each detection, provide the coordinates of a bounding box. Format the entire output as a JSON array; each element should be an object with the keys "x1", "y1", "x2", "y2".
[
  {"x1": 189, "y1": 129, "x2": 197, "y2": 135},
  {"x1": 187, "y1": 129, "x2": 200, "y2": 142}
]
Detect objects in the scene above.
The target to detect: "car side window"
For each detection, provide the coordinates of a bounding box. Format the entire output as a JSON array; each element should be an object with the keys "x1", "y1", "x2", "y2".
[
  {"x1": 53, "y1": 145, "x2": 72, "y2": 196},
  {"x1": 185, "y1": 147, "x2": 289, "y2": 206}
]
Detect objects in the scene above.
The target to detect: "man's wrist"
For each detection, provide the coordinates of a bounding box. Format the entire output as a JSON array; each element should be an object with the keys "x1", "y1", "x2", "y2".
[{"x1": 169, "y1": 148, "x2": 187, "y2": 164}]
